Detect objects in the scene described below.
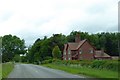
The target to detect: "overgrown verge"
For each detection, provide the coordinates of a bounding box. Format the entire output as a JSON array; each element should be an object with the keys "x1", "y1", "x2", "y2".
[
  {"x1": 42, "y1": 59, "x2": 119, "y2": 71},
  {"x1": 42, "y1": 59, "x2": 119, "y2": 78},
  {"x1": 2, "y1": 62, "x2": 14, "y2": 78}
]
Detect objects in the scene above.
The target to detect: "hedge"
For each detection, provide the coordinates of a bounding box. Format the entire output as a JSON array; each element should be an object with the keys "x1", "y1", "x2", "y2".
[{"x1": 42, "y1": 59, "x2": 118, "y2": 71}]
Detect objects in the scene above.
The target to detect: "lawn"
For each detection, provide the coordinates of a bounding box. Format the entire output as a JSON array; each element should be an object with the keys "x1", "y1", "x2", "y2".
[
  {"x1": 2, "y1": 62, "x2": 14, "y2": 78},
  {"x1": 43, "y1": 63, "x2": 118, "y2": 79}
]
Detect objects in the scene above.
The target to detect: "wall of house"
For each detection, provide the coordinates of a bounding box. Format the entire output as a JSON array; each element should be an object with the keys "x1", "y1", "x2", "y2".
[
  {"x1": 78, "y1": 41, "x2": 95, "y2": 60},
  {"x1": 63, "y1": 45, "x2": 71, "y2": 60},
  {"x1": 66, "y1": 47, "x2": 71, "y2": 60},
  {"x1": 71, "y1": 50, "x2": 78, "y2": 60}
]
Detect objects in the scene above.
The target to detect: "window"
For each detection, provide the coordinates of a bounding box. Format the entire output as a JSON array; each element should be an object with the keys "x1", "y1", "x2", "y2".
[
  {"x1": 90, "y1": 49, "x2": 93, "y2": 53},
  {"x1": 68, "y1": 57, "x2": 71, "y2": 60},
  {"x1": 79, "y1": 49, "x2": 82, "y2": 54},
  {"x1": 64, "y1": 51, "x2": 66, "y2": 55},
  {"x1": 68, "y1": 49, "x2": 71, "y2": 54},
  {"x1": 64, "y1": 57, "x2": 66, "y2": 60}
]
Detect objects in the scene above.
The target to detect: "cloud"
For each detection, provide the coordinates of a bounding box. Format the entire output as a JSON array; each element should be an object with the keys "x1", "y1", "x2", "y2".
[{"x1": 0, "y1": 0, "x2": 118, "y2": 46}]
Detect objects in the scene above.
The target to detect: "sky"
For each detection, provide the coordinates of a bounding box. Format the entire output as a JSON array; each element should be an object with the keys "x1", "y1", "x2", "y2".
[{"x1": 0, "y1": 0, "x2": 119, "y2": 46}]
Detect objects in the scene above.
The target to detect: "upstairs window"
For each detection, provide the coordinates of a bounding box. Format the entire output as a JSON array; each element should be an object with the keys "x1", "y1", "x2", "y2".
[
  {"x1": 90, "y1": 49, "x2": 93, "y2": 53},
  {"x1": 64, "y1": 51, "x2": 66, "y2": 55},
  {"x1": 68, "y1": 49, "x2": 71, "y2": 54},
  {"x1": 79, "y1": 49, "x2": 82, "y2": 54}
]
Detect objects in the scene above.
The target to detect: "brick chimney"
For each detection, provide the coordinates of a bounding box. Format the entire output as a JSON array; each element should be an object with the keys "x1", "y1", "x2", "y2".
[{"x1": 75, "y1": 34, "x2": 81, "y2": 43}]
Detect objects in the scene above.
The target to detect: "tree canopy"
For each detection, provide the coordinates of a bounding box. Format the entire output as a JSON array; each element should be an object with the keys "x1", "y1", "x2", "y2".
[
  {"x1": 2, "y1": 34, "x2": 26, "y2": 62},
  {"x1": 26, "y1": 31, "x2": 119, "y2": 63},
  {"x1": 52, "y1": 46, "x2": 62, "y2": 59},
  {"x1": 1, "y1": 31, "x2": 119, "y2": 63}
]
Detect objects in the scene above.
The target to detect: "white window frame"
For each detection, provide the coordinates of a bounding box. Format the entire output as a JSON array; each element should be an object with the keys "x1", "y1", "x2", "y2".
[
  {"x1": 64, "y1": 51, "x2": 66, "y2": 55},
  {"x1": 68, "y1": 49, "x2": 71, "y2": 54},
  {"x1": 79, "y1": 49, "x2": 82, "y2": 54},
  {"x1": 68, "y1": 57, "x2": 71, "y2": 60},
  {"x1": 90, "y1": 49, "x2": 93, "y2": 53},
  {"x1": 64, "y1": 57, "x2": 66, "y2": 60}
]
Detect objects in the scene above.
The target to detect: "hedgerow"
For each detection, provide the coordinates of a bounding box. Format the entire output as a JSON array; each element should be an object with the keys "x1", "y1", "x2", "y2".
[{"x1": 42, "y1": 59, "x2": 118, "y2": 71}]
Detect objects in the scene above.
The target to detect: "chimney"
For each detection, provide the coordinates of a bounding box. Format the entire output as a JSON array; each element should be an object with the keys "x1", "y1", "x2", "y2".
[{"x1": 75, "y1": 34, "x2": 81, "y2": 43}]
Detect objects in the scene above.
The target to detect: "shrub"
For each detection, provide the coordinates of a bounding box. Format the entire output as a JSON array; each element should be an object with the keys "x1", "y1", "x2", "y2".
[
  {"x1": 42, "y1": 59, "x2": 52, "y2": 64},
  {"x1": 91, "y1": 60, "x2": 107, "y2": 69},
  {"x1": 91, "y1": 60, "x2": 118, "y2": 71},
  {"x1": 52, "y1": 46, "x2": 62, "y2": 59},
  {"x1": 80, "y1": 60, "x2": 92, "y2": 67}
]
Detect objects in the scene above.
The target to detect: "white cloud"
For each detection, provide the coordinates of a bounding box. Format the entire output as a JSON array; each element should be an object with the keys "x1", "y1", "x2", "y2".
[{"x1": 0, "y1": 0, "x2": 118, "y2": 46}]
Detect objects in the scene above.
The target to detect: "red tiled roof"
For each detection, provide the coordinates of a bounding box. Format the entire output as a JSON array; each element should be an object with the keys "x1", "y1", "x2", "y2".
[{"x1": 66, "y1": 39, "x2": 87, "y2": 50}]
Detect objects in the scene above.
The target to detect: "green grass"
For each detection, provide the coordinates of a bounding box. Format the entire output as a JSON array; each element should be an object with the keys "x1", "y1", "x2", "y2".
[
  {"x1": 0, "y1": 64, "x2": 2, "y2": 80},
  {"x1": 43, "y1": 63, "x2": 118, "y2": 78},
  {"x1": 2, "y1": 62, "x2": 14, "y2": 78}
]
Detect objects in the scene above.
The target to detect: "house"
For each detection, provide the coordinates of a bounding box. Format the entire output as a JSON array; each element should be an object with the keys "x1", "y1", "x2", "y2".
[{"x1": 63, "y1": 34, "x2": 111, "y2": 60}]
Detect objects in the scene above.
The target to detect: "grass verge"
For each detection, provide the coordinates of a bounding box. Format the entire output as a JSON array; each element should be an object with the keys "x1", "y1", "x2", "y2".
[
  {"x1": 0, "y1": 64, "x2": 2, "y2": 79},
  {"x1": 42, "y1": 63, "x2": 118, "y2": 78},
  {"x1": 2, "y1": 62, "x2": 14, "y2": 78}
]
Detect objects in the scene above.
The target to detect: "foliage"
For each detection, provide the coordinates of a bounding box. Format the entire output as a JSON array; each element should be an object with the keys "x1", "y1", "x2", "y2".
[
  {"x1": 43, "y1": 63, "x2": 118, "y2": 78},
  {"x1": 20, "y1": 56, "x2": 27, "y2": 62},
  {"x1": 67, "y1": 31, "x2": 119, "y2": 56},
  {"x1": 2, "y1": 35, "x2": 26, "y2": 62},
  {"x1": 52, "y1": 46, "x2": 62, "y2": 59},
  {"x1": 21, "y1": 31, "x2": 119, "y2": 63},
  {"x1": 26, "y1": 34, "x2": 67, "y2": 63},
  {"x1": 13, "y1": 54, "x2": 21, "y2": 62},
  {"x1": 91, "y1": 60, "x2": 118, "y2": 71},
  {"x1": 42, "y1": 59, "x2": 118, "y2": 72},
  {"x1": 42, "y1": 59, "x2": 53, "y2": 64}
]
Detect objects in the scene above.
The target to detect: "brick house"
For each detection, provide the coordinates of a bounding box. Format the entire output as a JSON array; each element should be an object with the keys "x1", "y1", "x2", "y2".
[{"x1": 63, "y1": 34, "x2": 111, "y2": 60}]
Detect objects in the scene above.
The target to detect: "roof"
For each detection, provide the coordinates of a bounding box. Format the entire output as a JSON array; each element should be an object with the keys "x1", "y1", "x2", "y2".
[
  {"x1": 95, "y1": 50, "x2": 111, "y2": 58},
  {"x1": 65, "y1": 39, "x2": 87, "y2": 50}
]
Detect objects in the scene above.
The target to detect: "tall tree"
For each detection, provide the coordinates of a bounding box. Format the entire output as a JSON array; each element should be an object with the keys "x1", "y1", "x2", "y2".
[
  {"x1": 52, "y1": 46, "x2": 62, "y2": 59},
  {"x1": 2, "y1": 34, "x2": 26, "y2": 62}
]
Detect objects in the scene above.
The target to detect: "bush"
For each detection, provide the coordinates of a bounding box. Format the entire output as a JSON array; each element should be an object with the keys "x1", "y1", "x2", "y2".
[
  {"x1": 104, "y1": 61, "x2": 118, "y2": 71},
  {"x1": 91, "y1": 60, "x2": 107, "y2": 69},
  {"x1": 80, "y1": 60, "x2": 92, "y2": 67},
  {"x1": 42, "y1": 59, "x2": 52, "y2": 64},
  {"x1": 91, "y1": 60, "x2": 118, "y2": 71},
  {"x1": 42, "y1": 59, "x2": 118, "y2": 71}
]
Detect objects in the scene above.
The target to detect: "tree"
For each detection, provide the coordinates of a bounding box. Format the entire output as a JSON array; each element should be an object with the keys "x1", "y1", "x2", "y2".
[
  {"x1": 52, "y1": 46, "x2": 62, "y2": 59},
  {"x1": 13, "y1": 54, "x2": 21, "y2": 62},
  {"x1": 26, "y1": 31, "x2": 119, "y2": 63},
  {"x1": 2, "y1": 34, "x2": 26, "y2": 62}
]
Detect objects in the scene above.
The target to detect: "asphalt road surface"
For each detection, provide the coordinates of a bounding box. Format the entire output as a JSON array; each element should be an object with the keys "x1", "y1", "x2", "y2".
[{"x1": 8, "y1": 63, "x2": 85, "y2": 78}]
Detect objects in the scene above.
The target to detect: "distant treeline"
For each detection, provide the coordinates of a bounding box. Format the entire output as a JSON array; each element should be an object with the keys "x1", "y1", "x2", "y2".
[{"x1": 1, "y1": 31, "x2": 120, "y2": 63}]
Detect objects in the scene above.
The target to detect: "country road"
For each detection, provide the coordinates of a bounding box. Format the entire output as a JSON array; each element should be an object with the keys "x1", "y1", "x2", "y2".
[{"x1": 8, "y1": 63, "x2": 85, "y2": 78}]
